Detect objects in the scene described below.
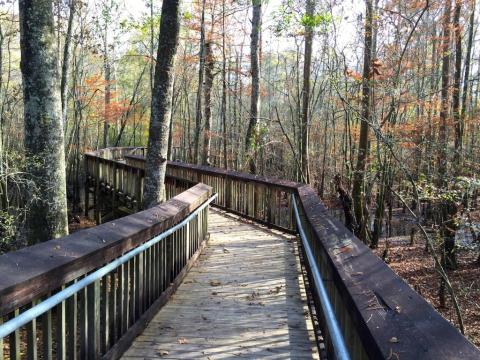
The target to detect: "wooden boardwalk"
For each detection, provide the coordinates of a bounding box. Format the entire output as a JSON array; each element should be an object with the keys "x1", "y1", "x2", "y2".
[{"x1": 122, "y1": 208, "x2": 319, "y2": 359}]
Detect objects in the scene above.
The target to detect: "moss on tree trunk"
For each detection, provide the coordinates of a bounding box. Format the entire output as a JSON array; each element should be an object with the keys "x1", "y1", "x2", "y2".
[{"x1": 19, "y1": 0, "x2": 69, "y2": 244}]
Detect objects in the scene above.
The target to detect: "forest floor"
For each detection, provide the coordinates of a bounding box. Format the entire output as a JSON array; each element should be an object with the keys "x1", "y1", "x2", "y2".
[
  {"x1": 68, "y1": 215, "x2": 96, "y2": 233},
  {"x1": 373, "y1": 234, "x2": 480, "y2": 347}
]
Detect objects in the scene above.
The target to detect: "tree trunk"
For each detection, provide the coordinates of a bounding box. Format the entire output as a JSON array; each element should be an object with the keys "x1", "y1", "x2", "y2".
[
  {"x1": 452, "y1": 0, "x2": 462, "y2": 173},
  {"x1": 60, "y1": 0, "x2": 75, "y2": 125},
  {"x1": 461, "y1": 0, "x2": 475, "y2": 164},
  {"x1": 245, "y1": 0, "x2": 261, "y2": 174},
  {"x1": 221, "y1": 1, "x2": 228, "y2": 169},
  {"x1": 103, "y1": 59, "x2": 111, "y2": 148},
  {"x1": 193, "y1": 0, "x2": 206, "y2": 164},
  {"x1": 202, "y1": 41, "x2": 214, "y2": 165},
  {"x1": 301, "y1": 0, "x2": 314, "y2": 184},
  {"x1": 19, "y1": 0, "x2": 69, "y2": 244},
  {"x1": 143, "y1": 0, "x2": 182, "y2": 208},
  {"x1": 438, "y1": 0, "x2": 452, "y2": 186},
  {"x1": 352, "y1": 0, "x2": 373, "y2": 243}
]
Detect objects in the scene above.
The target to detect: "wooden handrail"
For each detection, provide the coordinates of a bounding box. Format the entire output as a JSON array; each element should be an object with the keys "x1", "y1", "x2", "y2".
[
  {"x1": 0, "y1": 182, "x2": 212, "y2": 359},
  {"x1": 84, "y1": 148, "x2": 480, "y2": 359},
  {"x1": 0, "y1": 183, "x2": 211, "y2": 315}
]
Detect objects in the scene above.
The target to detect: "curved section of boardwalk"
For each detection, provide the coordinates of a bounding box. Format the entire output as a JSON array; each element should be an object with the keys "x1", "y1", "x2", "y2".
[{"x1": 122, "y1": 208, "x2": 319, "y2": 359}]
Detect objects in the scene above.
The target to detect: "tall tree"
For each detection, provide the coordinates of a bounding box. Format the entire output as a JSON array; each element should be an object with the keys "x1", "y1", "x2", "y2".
[
  {"x1": 245, "y1": 0, "x2": 261, "y2": 174},
  {"x1": 103, "y1": 22, "x2": 111, "y2": 148},
  {"x1": 193, "y1": 0, "x2": 206, "y2": 164},
  {"x1": 461, "y1": 0, "x2": 475, "y2": 151},
  {"x1": 19, "y1": 0, "x2": 69, "y2": 244},
  {"x1": 438, "y1": 0, "x2": 452, "y2": 185},
  {"x1": 452, "y1": 0, "x2": 462, "y2": 171},
  {"x1": 202, "y1": 40, "x2": 214, "y2": 165},
  {"x1": 301, "y1": 0, "x2": 315, "y2": 184},
  {"x1": 60, "y1": 0, "x2": 75, "y2": 125},
  {"x1": 221, "y1": 0, "x2": 228, "y2": 169},
  {"x1": 143, "y1": 0, "x2": 182, "y2": 208},
  {"x1": 352, "y1": 0, "x2": 373, "y2": 242}
]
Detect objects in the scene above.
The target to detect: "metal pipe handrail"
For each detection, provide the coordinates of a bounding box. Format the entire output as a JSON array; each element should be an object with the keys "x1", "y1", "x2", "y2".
[
  {"x1": 292, "y1": 194, "x2": 351, "y2": 360},
  {"x1": 0, "y1": 193, "x2": 218, "y2": 339}
]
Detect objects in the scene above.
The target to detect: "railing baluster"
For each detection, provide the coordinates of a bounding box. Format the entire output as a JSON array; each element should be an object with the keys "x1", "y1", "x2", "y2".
[
  {"x1": 122, "y1": 262, "x2": 130, "y2": 334},
  {"x1": 100, "y1": 275, "x2": 109, "y2": 353},
  {"x1": 161, "y1": 236, "x2": 166, "y2": 292},
  {"x1": 8, "y1": 312, "x2": 21, "y2": 360},
  {"x1": 78, "y1": 286, "x2": 87, "y2": 359},
  {"x1": 56, "y1": 289, "x2": 66, "y2": 360},
  {"x1": 152, "y1": 241, "x2": 158, "y2": 300},
  {"x1": 135, "y1": 253, "x2": 144, "y2": 319},
  {"x1": 145, "y1": 246, "x2": 151, "y2": 308},
  {"x1": 87, "y1": 280, "x2": 101, "y2": 359},
  {"x1": 66, "y1": 289, "x2": 77, "y2": 360},
  {"x1": 129, "y1": 257, "x2": 136, "y2": 327},
  {"x1": 26, "y1": 302, "x2": 37, "y2": 360},
  {"x1": 111, "y1": 270, "x2": 118, "y2": 343},
  {"x1": 41, "y1": 301, "x2": 52, "y2": 360}
]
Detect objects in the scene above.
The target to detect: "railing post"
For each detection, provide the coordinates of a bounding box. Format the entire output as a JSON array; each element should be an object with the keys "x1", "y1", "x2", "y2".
[
  {"x1": 136, "y1": 167, "x2": 143, "y2": 212},
  {"x1": 87, "y1": 280, "x2": 101, "y2": 360},
  {"x1": 26, "y1": 302, "x2": 37, "y2": 360},
  {"x1": 66, "y1": 286, "x2": 77, "y2": 360},
  {"x1": 56, "y1": 289, "x2": 66, "y2": 360},
  {"x1": 85, "y1": 156, "x2": 90, "y2": 218},
  {"x1": 112, "y1": 161, "x2": 118, "y2": 218},
  {"x1": 94, "y1": 157, "x2": 101, "y2": 225},
  {"x1": 225, "y1": 176, "x2": 232, "y2": 209},
  {"x1": 7, "y1": 310, "x2": 20, "y2": 360},
  {"x1": 42, "y1": 297, "x2": 52, "y2": 359}
]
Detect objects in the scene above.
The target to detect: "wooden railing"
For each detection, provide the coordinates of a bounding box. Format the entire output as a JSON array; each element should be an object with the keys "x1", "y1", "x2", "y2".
[
  {"x1": 86, "y1": 148, "x2": 480, "y2": 359},
  {"x1": 0, "y1": 182, "x2": 213, "y2": 359},
  {"x1": 124, "y1": 153, "x2": 299, "y2": 233},
  {"x1": 85, "y1": 148, "x2": 195, "y2": 223}
]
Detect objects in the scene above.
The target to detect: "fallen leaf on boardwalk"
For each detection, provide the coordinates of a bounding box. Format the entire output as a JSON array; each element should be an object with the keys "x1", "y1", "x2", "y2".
[
  {"x1": 209, "y1": 280, "x2": 221, "y2": 286},
  {"x1": 246, "y1": 291, "x2": 259, "y2": 301},
  {"x1": 223, "y1": 247, "x2": 230, "y2": 253},
  {"x1": 211, "y1": 292, "x2": 218, "y2": 295},
  {"x1": 158, "y1": 350, "x2": 169, "y2": 356},
  {"x1": 177, "y1": 337, "x2": 188, "y2": 344},
  {"x1": 389, "y1": 337, "x2": 399, "y2": 343}
]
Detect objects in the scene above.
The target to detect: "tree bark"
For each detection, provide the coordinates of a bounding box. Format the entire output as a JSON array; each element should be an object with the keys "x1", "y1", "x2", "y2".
[
  {"x1": 452, "y1": 0, "x2": 462, "y2": 172},
  {"x1": 460, "y1": 0, "x2": 475, "y2": 167},
  {"x1": 193, "y1": 0, "x2": 206, "y2": 164},
  {"x1": 245, "y1": 0, "x2": 261, "y2": 174},
  {"x1": 438, "y1": 0, "x2": 452, "y2": 186},
  {"x1": 60, "y1": 0, "x2": 75, "y2": 125},
  {"x1": 352, "y1": 0, "x2": 373, "y2": 243},
  {"x1": 103, "y1": 49, "x2": 111, "y2": 148},
  {"x1": 301, "y1": 0, "x2": 314, "y2": 184},
  {"x1": 202, "y1": 41, "x2": 214, "y2": 165},
  {"x1": 143, "y1": 0, "x2": 182, "y2": 208},
  {"x1": 221, "y1": 1, "x2": 228, "y2": 169},
  {"x1": 19, "y1": 0, "x2": 69, "y2": 244}
]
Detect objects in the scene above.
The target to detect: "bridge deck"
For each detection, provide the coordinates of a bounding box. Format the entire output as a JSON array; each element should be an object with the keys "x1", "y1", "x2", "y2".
[{"x1": 122, "y1": 208, "x2": 319, "y2": 359}]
